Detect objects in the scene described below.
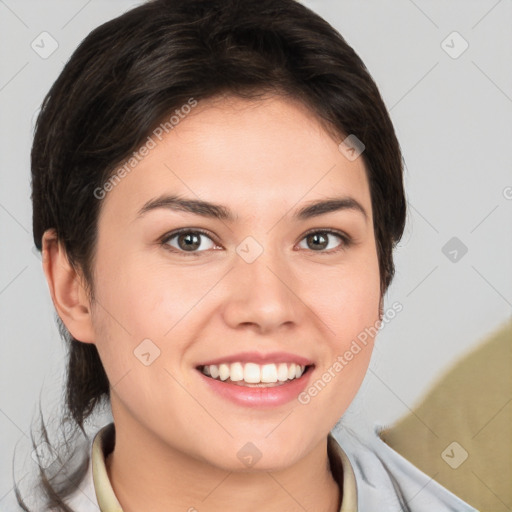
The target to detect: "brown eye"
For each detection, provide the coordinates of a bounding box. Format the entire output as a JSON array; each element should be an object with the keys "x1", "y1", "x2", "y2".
[
  {"x1": 298, "y1": 230, "x2": 350, "y2": 253},
  {"x1": 162, "y1": 229, "x2": 217, "y2": 253},
  {"x1": 306, "y1": 232, "x2": 329, "y2": 250}
]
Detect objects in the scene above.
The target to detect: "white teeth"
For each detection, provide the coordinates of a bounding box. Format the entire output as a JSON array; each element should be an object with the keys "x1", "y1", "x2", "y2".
[
  {"x1": 277, "y1": 363, "x2": 289, "y2": 382},
  {"x1": 261, "y1": 363, "x2": 278, "y2": 383},
  {"x1": 230, "y1": 362, "x2": 244, "y2": 381},
  {"x1": 219, "y1": 363, "x2": 230, "y2": 381},
  {"x1": 200, "y1": 362, "x2": 307, "y2": 384},
  {"x1": 244, "y1": 363, "x2": 261, "y2": 383},
  {"x1": 210, "y1": 365, "x2": 219, "y2": 379}
]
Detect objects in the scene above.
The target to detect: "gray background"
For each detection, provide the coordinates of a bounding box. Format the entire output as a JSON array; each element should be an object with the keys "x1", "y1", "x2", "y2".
[{"x1": 1, "y1": 0, "x2": 511, "y2": 508}]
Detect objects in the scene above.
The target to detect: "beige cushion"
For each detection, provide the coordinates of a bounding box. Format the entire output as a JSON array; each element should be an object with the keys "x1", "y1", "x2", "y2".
[{"x1": 380, "y1": 319, "x2": 512, "y2": 512}]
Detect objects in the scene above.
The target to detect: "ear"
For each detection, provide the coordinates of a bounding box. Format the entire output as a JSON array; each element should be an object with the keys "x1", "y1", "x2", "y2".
[{"x1": 41, "y1": 228, "x2": 95, "y2": 344}]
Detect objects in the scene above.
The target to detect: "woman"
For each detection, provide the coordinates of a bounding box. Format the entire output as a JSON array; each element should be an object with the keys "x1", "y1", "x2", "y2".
[{"x1": 16, "y1": 0, "x2": 478, "y2": 510}]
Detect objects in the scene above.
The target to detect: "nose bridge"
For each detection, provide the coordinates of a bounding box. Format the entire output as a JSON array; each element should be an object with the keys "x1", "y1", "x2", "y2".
[
  {"x1": 237, "y1": 232, "x2": 293, "y2": 299},
  {"x1": 221, "y1": 232, "x2": 302, "y2": 331}
]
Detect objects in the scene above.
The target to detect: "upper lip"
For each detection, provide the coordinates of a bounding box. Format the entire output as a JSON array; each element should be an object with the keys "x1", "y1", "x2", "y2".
[{"x1": 196, "y1": 351, "x2": 314, "y2": 367}]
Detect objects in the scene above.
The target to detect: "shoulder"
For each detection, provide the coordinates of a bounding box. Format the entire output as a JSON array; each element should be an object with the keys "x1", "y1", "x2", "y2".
[{"x1": 330, "y1": 423, "x2": 480, "y2": 512}]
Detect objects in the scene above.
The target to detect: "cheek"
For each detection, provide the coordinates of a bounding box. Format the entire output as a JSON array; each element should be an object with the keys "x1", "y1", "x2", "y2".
[
  {"x1": 305, "y1": 248, "x2": 380, "y2": 401},
  {"x1": 92, "y1": 250, "x2": 180, "y2": 333},
  {"x1": 91, "y1": 232, "x2": 381, "y2": 369},
  {"x1": 305, "y1": 250, "x2": 381, "y2": 340},
  {"x1": 93, "y1": 236, "x2": 381, "y2": 343},
  {"x1": 89, "y1": 250, "x2": 210, "y2": 380}
]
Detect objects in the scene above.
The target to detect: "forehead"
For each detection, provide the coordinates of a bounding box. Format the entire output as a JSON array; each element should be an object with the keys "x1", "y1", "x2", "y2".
[{"x1": 99, "y1": 94, "x2": 372, "y2": 223}]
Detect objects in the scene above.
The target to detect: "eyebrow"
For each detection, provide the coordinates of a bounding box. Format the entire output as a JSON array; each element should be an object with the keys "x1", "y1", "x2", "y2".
[{"x1": 136, "y1": 194, "x2": 368, "y2": 223}]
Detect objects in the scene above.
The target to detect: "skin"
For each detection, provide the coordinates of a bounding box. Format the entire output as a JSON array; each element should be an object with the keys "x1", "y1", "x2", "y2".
[{"x1": 42, "y1": 94, "x2": 382, "y2": 512}]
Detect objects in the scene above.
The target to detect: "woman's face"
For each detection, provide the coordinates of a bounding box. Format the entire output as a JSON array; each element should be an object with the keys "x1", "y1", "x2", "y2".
[{"x1": 88, "y1": 94, "x2": 381, "y2": 470}]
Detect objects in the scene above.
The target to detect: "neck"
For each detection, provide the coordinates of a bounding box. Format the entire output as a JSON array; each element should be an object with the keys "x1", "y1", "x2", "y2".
[{"x1": 105, "y1": 419, "x2": 341, "y2": 512}]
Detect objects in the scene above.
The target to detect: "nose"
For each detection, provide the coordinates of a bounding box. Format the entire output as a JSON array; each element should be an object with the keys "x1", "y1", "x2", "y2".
[{"x1": 220, "y1": 241, "x2": 304, "y2": 335}]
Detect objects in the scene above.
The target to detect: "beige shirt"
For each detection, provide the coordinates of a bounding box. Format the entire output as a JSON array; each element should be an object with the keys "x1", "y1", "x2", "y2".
[{"x1": 90, "y1": 422, "x2": 358, "y2": 511}]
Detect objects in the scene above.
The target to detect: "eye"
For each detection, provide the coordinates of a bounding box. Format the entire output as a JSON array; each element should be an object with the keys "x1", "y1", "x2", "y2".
[
  {"x1": 297, "y1": 230, "x2": 351, "y2": 253},
  {"x1": 160, "y1": 228, "x2": 352, "y2": 256},
  {"x1": 161, "y1": 228, "x2": 218, "y2": 254}
]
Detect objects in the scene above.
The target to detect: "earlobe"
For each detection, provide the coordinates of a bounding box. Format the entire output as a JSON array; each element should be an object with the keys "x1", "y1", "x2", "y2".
[{"x1": 41, "y1": 229, "x2": 96, "y2": 344}]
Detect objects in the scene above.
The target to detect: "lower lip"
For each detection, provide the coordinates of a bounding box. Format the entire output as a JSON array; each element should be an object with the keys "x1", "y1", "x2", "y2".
[{"x1": 197, "y1": 368, "x2": 314, "y2": 408}]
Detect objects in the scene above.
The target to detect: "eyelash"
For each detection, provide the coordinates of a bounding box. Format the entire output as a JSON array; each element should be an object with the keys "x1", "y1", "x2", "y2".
[{"x1": 160, "y1": 227, "x2": 353, "y2": 256}]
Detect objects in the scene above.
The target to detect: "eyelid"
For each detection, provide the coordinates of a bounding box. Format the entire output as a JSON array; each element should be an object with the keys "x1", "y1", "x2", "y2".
[{"x1": 301, "y1": 227, "x2": 350, "y2": 241}]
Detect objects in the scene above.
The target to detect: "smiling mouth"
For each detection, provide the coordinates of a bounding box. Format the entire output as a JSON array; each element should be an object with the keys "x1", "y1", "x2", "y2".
[{"x1": 197, "y1": 362, "x2": 314, "y2": 387}]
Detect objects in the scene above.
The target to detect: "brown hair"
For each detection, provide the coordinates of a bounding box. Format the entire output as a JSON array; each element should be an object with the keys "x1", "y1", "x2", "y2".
[{"x1": 16, "y1": 0, "x2": 406, "y2": 509}]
